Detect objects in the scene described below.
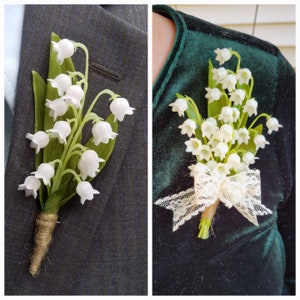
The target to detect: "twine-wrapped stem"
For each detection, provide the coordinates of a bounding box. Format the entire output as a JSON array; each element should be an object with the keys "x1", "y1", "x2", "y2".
[
  {"x1": 29, "y1": 212, "x2": 58, "y2": 276},
  {"x1": 198, "y1": 199, "x2": 220, "y2": 239}
]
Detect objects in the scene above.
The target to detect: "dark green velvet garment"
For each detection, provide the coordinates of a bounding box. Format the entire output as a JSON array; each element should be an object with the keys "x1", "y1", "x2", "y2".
[{"x1": 153, "y1": 5, "x2": 295, "y2": 295}]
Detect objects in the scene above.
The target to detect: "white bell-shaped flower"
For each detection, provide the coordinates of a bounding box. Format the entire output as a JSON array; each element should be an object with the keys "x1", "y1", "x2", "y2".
[
  {"x1": 64, "y1": 85, "x2": 84, "y2": 109},
  {"x1": 169, "y1": 98, "x2": 188, "y2": 117},
  {"x1": 77, "y1": 150, "x2": 105, "y2": 180},
  {"x1": 237, "y1": 68, "x2": 252, "y2": 85},
  {"x1": 227, "y1": 153, "x2": 242, "y2": 171},
  {"x1": 229, "y1": 89, "x2": 246, "y2": 106},
  {"x1": 213, "y1": 142, "x2": 229, "y2": 160},
  {"x1": 242, "y1": 152, "x2": 257, "y2": 165},
  {"x1": 197, "y1": 145, "x2": 212, "y2": 161},
  {"x1": 48, "y1": 74, "x2": 72, "y2": 96},
  {"x1": 92, "y1": 121, "x2": 118, "y2": 145},
  {"x1": 76, "y1": 181, "x2": 100, "y2": 205},
  {"x1": 32, "y1": 163, "x2": 55, "y2": 186},
  {"x1": 52, "y1": 39, "x2": 75, "y2": 65},
  {"x1": 212, "y1": 67, "x2": 227, "y2": 84},
  {"x1": 18, "y1": 175, "x2": 41, "y2": 199},
  {"x1": 26, "y1": 131, "x2": 49, "y2": 154},
  {"x1": 219, "y1": 124, "x2": 233, "y2": 143},
  {"x1": 110, "y1": 98, "x2": 135, "y2": 122},
  {"x1": 201, "y1": 117, "x2": 218, "y2": 139},
  {"x1": 221, "y1": 74, "x2": 237, "y2": 92},
  {"x1": 266, "y1": 117, "x2": 283, "y2": 134},
  {"x1": 205, "y1": 87, "x2": 221, "y2": 103},
  {"x1": 243, "y1": 98, "x2": 258, "y2": 117},
  {"x1": 236, "y1": 128, "x2": 250, "y2": 145},
  {"x1": 254, "y1": 134, "x2": 270, "y2": 151},
  {"x1": 47, "y1": 121, "x2": 71, "y2": 144},
  {"x1": 178, "y1": 119, "x2": 197, "y2": 137},
  {"x1": 213, "y1": 163, "x2": 230, "y2": 178},
  {"x1": 184, "y1": 138, "x2": 202, "y2": 156},
  {"x1": 218, "y1": 106, "x2": 234, "y2": 124},
  {"x1": 214, "y1": 48, "x2": 232, "y2": 65},
  {"x1": 46, "y1": 98, "x2": 68, "y2": 120}
]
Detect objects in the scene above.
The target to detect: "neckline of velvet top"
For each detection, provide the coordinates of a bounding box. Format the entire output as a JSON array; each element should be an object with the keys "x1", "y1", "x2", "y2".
[{"x1": 153, "y1": 5, "x2": 187, "y2": 110}]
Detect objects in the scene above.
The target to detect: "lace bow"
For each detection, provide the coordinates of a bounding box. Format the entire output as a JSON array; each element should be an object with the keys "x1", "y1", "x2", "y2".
[{"x1": 155, "y1": 163, "x2": 272, "y2": 232}]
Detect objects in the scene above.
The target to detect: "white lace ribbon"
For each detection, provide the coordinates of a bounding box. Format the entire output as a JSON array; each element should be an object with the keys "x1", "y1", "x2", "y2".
[{"x1": 155, "y1": 163, "x2": 272, "y2": 232}]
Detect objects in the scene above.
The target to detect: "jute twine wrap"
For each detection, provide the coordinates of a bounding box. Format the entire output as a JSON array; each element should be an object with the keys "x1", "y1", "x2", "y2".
[{"x1": 29, "y1": 212, "x2": 58, "y2": 276}]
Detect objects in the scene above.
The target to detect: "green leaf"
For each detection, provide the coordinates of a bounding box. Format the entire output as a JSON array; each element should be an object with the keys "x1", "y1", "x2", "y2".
[
  {"x1": 32, "y1": 71, "x2": 46, "y2": 167},
  {"x1": 43, "y1": 32, "x2": 76, "y2": 164},
  {"x1": 32, "y1": 71, "x2": 47, "y2": 207},
  {"x1": 207, "y1": 60, "x2": 229, "y2": 118}
]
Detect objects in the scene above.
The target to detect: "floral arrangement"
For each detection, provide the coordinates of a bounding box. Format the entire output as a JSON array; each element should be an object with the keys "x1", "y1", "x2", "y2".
[
  {"x1": 18, "y1": 33, "x2": 134, "y2": 276},
  {"x1": 155, "y1": 48, "x2": 282, "y2": 239}
]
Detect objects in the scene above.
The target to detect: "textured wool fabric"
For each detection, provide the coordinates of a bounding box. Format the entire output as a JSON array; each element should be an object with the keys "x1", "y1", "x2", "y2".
[
  {"x1": 5, "y1": 5, "x2": 147, "y2": 295},
  {"x1": 153, "y1": 5, "x2": 295, "y2": 295}
]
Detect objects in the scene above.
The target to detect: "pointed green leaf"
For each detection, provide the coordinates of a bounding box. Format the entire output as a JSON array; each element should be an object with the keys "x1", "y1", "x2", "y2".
[
  {"x1": 32, "y1": 71, "x2": 47, "y2": 207},
  {"x1": 43, "y1": 32, "x2": 76, "y2": 164}
]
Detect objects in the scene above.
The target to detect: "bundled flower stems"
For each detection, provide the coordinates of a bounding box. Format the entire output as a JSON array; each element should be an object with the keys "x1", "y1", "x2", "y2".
[
  {"x1": 29, "y1": 213, "x2": 58, "y2": 276},
  {"x1": 18, "y1": 33, "x2": 134, "y2": 276},
  {"x1": 155, "y1": 48, "x2": 281, "y2": 239}
]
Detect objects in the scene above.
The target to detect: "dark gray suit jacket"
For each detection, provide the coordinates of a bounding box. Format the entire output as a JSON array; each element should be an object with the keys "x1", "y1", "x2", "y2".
[{"x1": 5, "y1": 5, "x2": 147, "y2": 295}]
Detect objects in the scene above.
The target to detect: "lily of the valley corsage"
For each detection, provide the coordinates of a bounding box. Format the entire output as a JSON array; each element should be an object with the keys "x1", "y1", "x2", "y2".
[
  {"x1": 155, "y1": 48, "x2": 282, "y2": 239},
  {"x1": 18, "y1": 33, "x2": 134, "y2": 276}
]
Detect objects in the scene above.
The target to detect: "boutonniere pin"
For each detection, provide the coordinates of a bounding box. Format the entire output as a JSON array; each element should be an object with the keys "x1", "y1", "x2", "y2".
[
  {"x1": 18, "y1": 33, "x2": 134, "y2": 276},
  {"x1": 155, "y1": 48, "x2": 282, "y2": 239}
]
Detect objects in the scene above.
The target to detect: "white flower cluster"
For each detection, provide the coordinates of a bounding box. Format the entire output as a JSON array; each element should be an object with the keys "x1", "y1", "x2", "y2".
[
  {"x1": 18, "y1": 38, "x2": 134, "y2": 205},
  {"x1": 169, "y1": 48, "x2": 282, "y2": 178}
]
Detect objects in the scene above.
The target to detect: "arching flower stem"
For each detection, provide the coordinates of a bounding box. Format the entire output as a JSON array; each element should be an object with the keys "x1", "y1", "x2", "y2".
[
  {"x1": 231, "y1": 50, "x2": 241, "y2": 71},
  {"x1": 60, "y1": 168, "x2": 82, "y2": 183},
  {"x1": 74, "y1": 42, "x2": 89, "y2": 109},
  {"x1": 247, "y1": 113, "x2": 270, "y2": 131}
]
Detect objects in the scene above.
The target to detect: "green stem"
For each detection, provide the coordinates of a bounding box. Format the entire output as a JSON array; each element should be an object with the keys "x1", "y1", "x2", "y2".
[
  {"x1": 60, "y1": 168, "x2": 81, "y2": 183},
  {"x1": 198, "y1": 200, "x2": 220, "y2": 239},
  {"x1": 74, "y1": 42, "x2": 89, "y2": 109},
  {"x1": 185, "y1": 96, "x2": 203, "y2": 124},
  {"x1": 248, "y1": 113, "x2": 270, "y2": 131},
  {"x1": 248, "y1": 76, "x2": 254, "y2": 98},
  {"x1": 231, "y1": 50, "x2": 241, "y2": 71}
]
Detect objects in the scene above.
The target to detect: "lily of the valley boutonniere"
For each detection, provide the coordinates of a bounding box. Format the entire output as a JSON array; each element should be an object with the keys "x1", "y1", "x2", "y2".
[
  {"x1": 155, "y1": 48, "x2": 282, "y2": 239},
  {"x1": 18, "y1": 33, "x2": 134, "y2": 276}
]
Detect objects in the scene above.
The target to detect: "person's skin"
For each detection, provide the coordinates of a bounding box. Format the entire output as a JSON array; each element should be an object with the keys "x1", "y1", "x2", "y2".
[{"x1": 152, "y1": 12, "x2": 176, "y2": 84}]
